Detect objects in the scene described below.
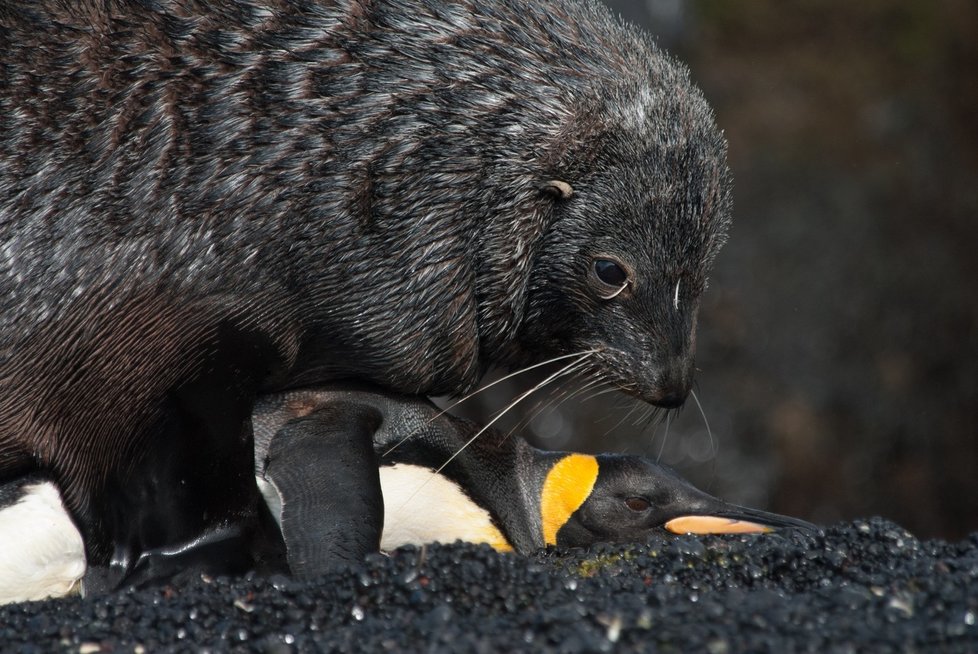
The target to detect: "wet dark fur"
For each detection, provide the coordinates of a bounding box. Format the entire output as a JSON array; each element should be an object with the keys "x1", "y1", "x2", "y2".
[{"x1": 0, "y1": 0, "x2": 731, "y2": 573}]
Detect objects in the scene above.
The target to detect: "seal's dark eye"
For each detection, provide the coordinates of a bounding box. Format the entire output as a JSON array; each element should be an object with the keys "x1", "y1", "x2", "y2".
[
  {"x1": 625, "y1": 496, "x2": 651, "y2": 512},
  {"x1": 594, "y1": 259, "x2": 627, "y2": 287}
]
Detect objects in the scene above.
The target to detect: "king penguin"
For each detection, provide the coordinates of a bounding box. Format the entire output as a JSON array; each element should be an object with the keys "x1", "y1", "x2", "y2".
[
  {"x1": 0, "y1": 385, "x2": 815, "y2": 604},
  {"x1": 251, "y1": 386, "x2": 816, "y2": 557}
]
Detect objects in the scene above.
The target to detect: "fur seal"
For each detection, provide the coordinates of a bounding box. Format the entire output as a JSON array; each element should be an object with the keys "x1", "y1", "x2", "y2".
[
  {"x1": 0, "y1": 387, "x2": 810, "y2": 604},
  {"x1": 0, "y1": 0, "x2": 731, "y2": 585}
]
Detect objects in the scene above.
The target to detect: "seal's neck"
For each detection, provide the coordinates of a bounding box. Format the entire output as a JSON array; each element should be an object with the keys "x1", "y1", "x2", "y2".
[{"x1": 469, "y1": 182, "x2": 563, "y2": 377}]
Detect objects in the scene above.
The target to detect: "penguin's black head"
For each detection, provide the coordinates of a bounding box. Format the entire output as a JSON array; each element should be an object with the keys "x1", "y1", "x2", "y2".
[{"x1": 543, "y1": 453, "x2": 817, "y2": 548}]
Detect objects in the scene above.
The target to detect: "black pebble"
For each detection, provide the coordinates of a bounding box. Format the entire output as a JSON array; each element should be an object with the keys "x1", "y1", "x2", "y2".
[{"x1": 2, "y1": 519, "x2": 977, "y2": 652}]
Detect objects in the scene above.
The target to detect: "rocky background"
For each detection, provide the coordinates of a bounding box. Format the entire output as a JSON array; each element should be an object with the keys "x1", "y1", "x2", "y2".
[{"x1": 456, "y1": 0, "x2": 978, "y2": 540}]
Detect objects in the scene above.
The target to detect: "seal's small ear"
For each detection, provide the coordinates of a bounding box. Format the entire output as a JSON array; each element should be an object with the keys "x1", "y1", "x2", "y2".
[{"x1": 540, "y1": 180, "x2": 574, "y2": 200}]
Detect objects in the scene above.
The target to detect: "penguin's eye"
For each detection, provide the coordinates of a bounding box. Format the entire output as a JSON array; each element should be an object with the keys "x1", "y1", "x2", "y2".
[
  {"x1": 591, "y1": 258, "x2": 631, "y2": 299},
  {"x1": 624, "y1": 496, "x2": 651, "y2": 512}
]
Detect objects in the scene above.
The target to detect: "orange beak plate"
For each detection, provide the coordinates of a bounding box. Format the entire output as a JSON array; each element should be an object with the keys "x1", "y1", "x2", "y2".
[{"x1": 665, "y1": 515, "x2": 774, "y2": 535}]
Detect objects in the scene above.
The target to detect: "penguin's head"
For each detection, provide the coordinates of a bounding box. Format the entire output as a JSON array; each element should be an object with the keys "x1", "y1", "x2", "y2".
[{"x1": 540, "y1": 453, "x2": 817, "y2": 548}]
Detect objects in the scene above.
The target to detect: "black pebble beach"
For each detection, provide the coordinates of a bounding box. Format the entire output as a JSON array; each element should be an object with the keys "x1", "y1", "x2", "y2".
[{"x1": 3, "y1": 518, "x2": 977, "y2": 652}]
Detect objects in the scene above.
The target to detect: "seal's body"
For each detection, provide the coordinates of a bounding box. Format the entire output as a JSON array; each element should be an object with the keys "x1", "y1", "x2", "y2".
[
  {"x1": 0, "y1": 0, "x2": 731, "y2": 584},
  {"x1": 0, "y1": 387, "x2": 812, "y2": 604}
]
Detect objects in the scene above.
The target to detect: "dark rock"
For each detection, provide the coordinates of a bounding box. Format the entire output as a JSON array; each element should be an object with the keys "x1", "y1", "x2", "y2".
[{"x1": 2, "y1": 519, "x2": 976, "y2": 651}]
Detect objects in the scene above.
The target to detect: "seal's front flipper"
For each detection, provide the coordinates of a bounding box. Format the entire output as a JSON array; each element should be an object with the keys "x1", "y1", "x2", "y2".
[
  {"x1": 83, "y1": 520, "x2": 274, "y2": 594},
  {"x1": 262, "y1": 404, "x2": 384, "y2": 579},
  {"x1": 78, "y1": 408, "x2": 289, "y2": 594},
  {"x1": 76, "y1": 319, "x2": 292, "y2": 594}
]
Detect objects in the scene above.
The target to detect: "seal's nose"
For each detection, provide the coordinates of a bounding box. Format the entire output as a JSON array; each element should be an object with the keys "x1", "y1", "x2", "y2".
[
  {"x1": 650, "y1": 355, "x2": 693, "y2": 408},
  {"x1": 653, "y1": 387, "x2": 688, "y2": 408}
]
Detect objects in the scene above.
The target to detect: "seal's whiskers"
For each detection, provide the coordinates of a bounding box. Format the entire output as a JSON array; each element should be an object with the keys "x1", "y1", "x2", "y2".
[
  {"x1": 438, "y1": 350, "x2": 601, "y2": 418},
  {"x1": 690, "y1": 388, "x2": 719, "y2": 487},
  {"x1": 689, "y1": 389, "x2": 715, "y2": 459},
  {"x1": 600, "y1": 395, "x2": 648, "y2": 438},
  {"x1": 656, "y1": 412, "x2": 673, "y2": 463},
  {"x1": 384, "y1": 351, "x2": 597, "y2": 523},
  {"x1": 382, "y1": 349, "x2": 599, "y2": 457},
  {"x1": 503, "y1": 376, "x2": 608, "y2": 444},
  {"x1": 435, "y1": 352, "x2": 597, "y2": 475},
  {"x1": 577, "y1": 380, "x2": 625, "y2": 406}
]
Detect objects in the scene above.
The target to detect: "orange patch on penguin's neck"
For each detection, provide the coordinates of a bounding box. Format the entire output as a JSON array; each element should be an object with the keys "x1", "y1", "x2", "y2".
[{"x1": 540, "y1": 454, "x2": 599, "y2": 545}]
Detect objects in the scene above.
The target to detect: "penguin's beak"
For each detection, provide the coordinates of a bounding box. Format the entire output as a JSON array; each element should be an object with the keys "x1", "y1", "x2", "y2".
[
  {"x1": 664, "y1": 516, "x2": 773, "y2": 534},
  {"x1": 663, "y1": 505, "x2": 818, "y2": 536}
]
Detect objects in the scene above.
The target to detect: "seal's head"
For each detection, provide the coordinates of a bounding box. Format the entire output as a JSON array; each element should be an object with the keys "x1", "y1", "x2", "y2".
[{"x1": 516, "y1": 76, "x2": 732, "y2": 408}]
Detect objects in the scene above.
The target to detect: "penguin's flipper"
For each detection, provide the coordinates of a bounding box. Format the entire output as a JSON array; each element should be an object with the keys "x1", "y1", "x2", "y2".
[{"x1": 262, "y1": 402, "x2": 384, "y2": 579}]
